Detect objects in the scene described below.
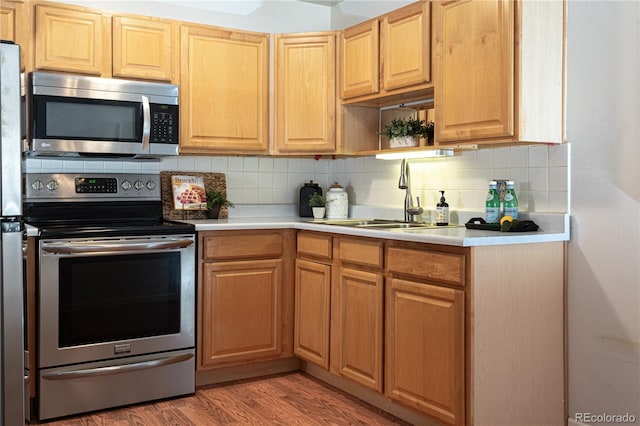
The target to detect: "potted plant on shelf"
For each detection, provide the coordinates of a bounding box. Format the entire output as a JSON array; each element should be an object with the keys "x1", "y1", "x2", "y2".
[
  {"x1": 308, "y1": 192, "x2": 328, "y2": 219},
  {"x1": 382, "y1": 117, "x2": 435, "y2": 148},
  {"x1": 206, "y1": 189, "x2": 234, "y2": 219}
]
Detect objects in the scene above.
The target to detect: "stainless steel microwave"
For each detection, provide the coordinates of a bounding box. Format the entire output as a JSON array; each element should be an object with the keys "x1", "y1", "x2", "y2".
[{"x1": 29, "y1": 72, "x2": 178, "y2": 158}]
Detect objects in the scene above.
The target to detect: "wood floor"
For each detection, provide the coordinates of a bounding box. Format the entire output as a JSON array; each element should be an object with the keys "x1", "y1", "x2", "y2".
[{"x1": 40, "y1": 372, "x2": 410, "y2": 425}]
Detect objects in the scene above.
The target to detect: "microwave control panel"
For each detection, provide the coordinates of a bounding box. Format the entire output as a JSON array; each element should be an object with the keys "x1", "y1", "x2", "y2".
[{"x1": 150, "y1": 104, "x2": 179, "y2": 144}]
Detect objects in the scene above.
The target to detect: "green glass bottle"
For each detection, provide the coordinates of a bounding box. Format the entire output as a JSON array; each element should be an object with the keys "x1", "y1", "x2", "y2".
[
  {"x1": 503, "y1": 180, "x2": 519, "y2": 219},
  {"x1": 485, "y1": 181, "x2": 500, "y2": 223}
]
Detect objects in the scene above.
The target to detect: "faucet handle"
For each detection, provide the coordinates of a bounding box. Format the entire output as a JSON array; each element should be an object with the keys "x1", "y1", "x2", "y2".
[{"x1": 415, "y1": 196, "x2": 421, "y2": 207}]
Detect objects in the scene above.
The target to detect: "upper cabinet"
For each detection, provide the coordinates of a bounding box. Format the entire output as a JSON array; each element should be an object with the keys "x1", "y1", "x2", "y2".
[
  {"x1": 112, "y1": 15, "x2": 177, "y2": 82},
  {"x1": 381, "y1": 0, "x2": 431, "y2": 91},
  {"x1": 179, "y1": 24, "x2": 269, "y2": 154},
  {"x1": 274, "y1": 33, "x2": 336, "y2": 154},
  {"x1": 340, "y1": 0, "x2": 431, "y2": 103},
  {"x1": 340, "y1": 19, "x2": 379, "y2": 99},
  {"x1": 35, "y1": 2, "x2": 110, "y2": 76},
  {"x1": 1, "y1": 0, "x2": 32, "y2": 71},
  {"x1": 33, "y1": 2, "x2": 177, "y2": 82},
  {"x1": 434, "y1": 0, "x2": 565, "y2": 145}
]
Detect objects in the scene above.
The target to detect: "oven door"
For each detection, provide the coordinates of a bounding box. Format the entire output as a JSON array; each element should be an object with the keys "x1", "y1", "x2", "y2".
[{"x1": 38, "y1": 234, "x2": 195, "y2": 368}]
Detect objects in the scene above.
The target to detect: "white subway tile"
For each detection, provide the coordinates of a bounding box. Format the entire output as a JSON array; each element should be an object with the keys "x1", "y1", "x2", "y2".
[
  {"x1": 193, "y1": 157, "x2": 211, "y2": 171},
  {"x1": 160, "y1": 156, "x2": 179, "y2": 171},
  {"x1": 493, "y1": 147, "x2": 510, "y2": 168},
  {"x1": 243, "y1": 171, "x2": 260, "y2": 188},
  {"x1": 177, "y1": 156, "x2": 196, "y2": 171},
  {"x1": 258, "y1": 172, "x2": 274, "y2": 189},
  {"x1": 510, "y1": 146, "x2": 529, "y2": 167},
  {"x1": 287, "y1": 158, "x2": 303, "y2": 173},
  {"x1": 259, "y1": 157, "x2": 274, "y2": 172},
  {"x1": 211, "y1": 157, "x2": 228, "y2": 172},
  {"x1": 244, "y1": 157, "x2": 259, "y2": 172},
  {"x1": 226, "y1": 171, "x2": 243, "y2": 189},
  {"x1": 549, "y1": 166, "x2": 568, "y2": 191},
  {"x1": 228, "y1": 157, "x2": 244, "y2": 172},
  {"x1": 529, "y1": 167, "x2": 548, "y2": 191},
  {"x1": 529, "y1": 145, "x2": 549, "y2": 167},
  {"x1": 549, "y1": 143, "x2": 569, "y2": 167}
]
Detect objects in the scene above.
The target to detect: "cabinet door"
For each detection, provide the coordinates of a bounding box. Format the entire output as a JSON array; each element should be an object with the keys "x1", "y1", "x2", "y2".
[
  {"x1": 340, "y1": 19, "x2": 379, "y2": 99},
  {"x1": 386, "y1": 278, "x2": 464, "y2": 425},
  {"x1": 1, "y1": 0, "x2": 31, "y2": 71},
  {"x1": 435, "y1": 0, "x2": 514, "y2": 143},
  {"x1": 180, "y1": 24, "x2": 269, "y2": 154},
  {"x1": 332, "y1": 267, "x2": 383, "y2": 393},
  {"x1": 200, "y1": 259, "x2": 282, "y2": 368},
  {"x1": 294, "y1": 259, "x2": 331, "y2": 369},
  {"x1": 274, "y1": 33, "x2": 336, "y2": 154},
  {"x1": 112, "y1": 15, "x2": 174, "y2": 82},
  {"x1": 381, "y1": 0, "x2": 430, "y2": 91},
  {"x1": 35, "y1": 4, "x2": 110, "y2": 76}
]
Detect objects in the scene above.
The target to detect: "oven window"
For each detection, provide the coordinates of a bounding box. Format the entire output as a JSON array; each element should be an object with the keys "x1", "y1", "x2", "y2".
[{"x1": 58, "y1": 252, "x2": 181, "y2": 347}]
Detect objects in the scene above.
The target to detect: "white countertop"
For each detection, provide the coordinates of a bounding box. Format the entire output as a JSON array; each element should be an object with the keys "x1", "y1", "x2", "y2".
[{"x1": 187, "y1": 213, "x2": 570, "y2": 247}]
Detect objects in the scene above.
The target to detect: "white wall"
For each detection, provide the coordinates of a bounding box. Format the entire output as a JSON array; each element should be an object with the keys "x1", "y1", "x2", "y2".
[{"x1": 565, "y1": 0, "x2": 640, "y2": 423}]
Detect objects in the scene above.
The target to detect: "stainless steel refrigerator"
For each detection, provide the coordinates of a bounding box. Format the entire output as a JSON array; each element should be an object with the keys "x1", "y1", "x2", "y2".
[{"x1": 0, "y1": 41, "x2": 25, "y2": 426}]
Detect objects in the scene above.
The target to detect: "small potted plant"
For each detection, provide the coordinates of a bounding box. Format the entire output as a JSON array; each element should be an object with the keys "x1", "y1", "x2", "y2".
[
  {"x1": 206, "y1": 189, "x2": 234, "y2": 219},
  {"x1": 382, "y1": 117, "x2": 434, "y2": 148},
  {"x1": 308, "y1": 192, "x2": 328, "y2": 219}
]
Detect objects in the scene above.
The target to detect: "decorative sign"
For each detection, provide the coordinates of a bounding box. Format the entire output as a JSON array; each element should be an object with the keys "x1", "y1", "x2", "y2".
[{"x1": 171, "y1": 175, "x2": 207, "y2": 210}]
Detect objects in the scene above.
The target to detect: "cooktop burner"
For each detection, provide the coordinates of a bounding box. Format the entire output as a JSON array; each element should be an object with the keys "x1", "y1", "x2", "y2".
[{"x1": 23, "y1": 172, "x2": 195, "y2": 238}]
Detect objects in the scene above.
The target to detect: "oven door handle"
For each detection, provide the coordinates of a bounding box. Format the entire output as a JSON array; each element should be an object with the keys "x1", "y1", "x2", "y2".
[
  {"x1": 41, "y1": 352, "x2": 193, "y2": 381},
  {"x1": 41, "y1": 238, "x2": 194, "y2": 254}
]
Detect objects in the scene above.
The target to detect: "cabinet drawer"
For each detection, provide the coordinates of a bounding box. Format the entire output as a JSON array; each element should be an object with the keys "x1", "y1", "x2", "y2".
[
  {"x1": 203, "y1": 232, "x2": 283, "y2": 260},
  {"x1": 387, "y1": 247, "x2": 465, "y2": 286},
  {"x1": 297, "y1": 232, "x2": 332, "y2": 260},
  {"x1": 339, "y1": 237, "x2": 384, "y2": 269}
]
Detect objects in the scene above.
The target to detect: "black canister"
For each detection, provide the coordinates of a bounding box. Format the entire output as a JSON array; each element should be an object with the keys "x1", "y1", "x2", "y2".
[{"x1": 299, "y1": 180, "x2": 322, "y2": 217}]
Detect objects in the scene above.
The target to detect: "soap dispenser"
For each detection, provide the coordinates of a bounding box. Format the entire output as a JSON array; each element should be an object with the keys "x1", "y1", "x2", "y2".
[{"x1": 436, "y1": 190, "x2": 449, "y2": 226}]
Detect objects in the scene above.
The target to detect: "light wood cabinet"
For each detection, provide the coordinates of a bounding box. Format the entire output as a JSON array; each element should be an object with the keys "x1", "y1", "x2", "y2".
[
  {"x1": 340, "y1": 19, "x2": 379, "y2": 99},
  {"x1": 294, "y1": 232, "x2": 332, "y2": 368},
  {"x1": 385, "y1": 277, "x2": 464, "y2": 425},
  {"x1": 34, "y1": 3, "x2": 110, "y2": 76},
  {"x1": 386, "y1": 243, "x2": 465, "y2": 424},
  {"x1": 197, "y1": 230, "x2": 294, "y2": 370},
  {"x1": 274, "y1": 33, "x2": 336, "y2": 154},
  {"x1": 180, "y1": 24, "x2": 269, "y2": 154},
  {"x1": 112, "y1": 15, "x2": 177, "y2": 82},
  {"x1": 294, "y1": 258, "x2": 331, "y2": 368},
  {"x1": 340, "y1": 0, "x2": 431, "y2": 103},
  {"x1": 434, "y1": 0, "x2": 564, "y2": 145},
  {"x1": 381, "y1": 0, "x2": 431, "y2": 91},
  {"x1": 201, "y1": 259, "x2": 283, "y2": 368},
  {"x1": 1, "y1": 0, "x2": 32, "y2": 71},
  {"x1": 332, "y1": 238, "x2": 384, "y2": 392}
]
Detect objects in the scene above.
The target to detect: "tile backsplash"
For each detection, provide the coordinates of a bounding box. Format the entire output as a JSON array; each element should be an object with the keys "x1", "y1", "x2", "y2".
[{"x1": 24, "y1": 143, "x2": 569, "y2": 216}]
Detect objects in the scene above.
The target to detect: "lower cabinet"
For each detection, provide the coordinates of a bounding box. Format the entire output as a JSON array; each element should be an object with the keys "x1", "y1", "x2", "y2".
[
  {"x1": 197, "y1": 230, "x2": 294, "y2": 370},
  {"x1": 385, "y1": 277, "x2": 464, "y2": 424},
  {"x1": 294, "y1": 232, "x2": 332, "y2": 368},
  {"x1": 332, "y1": 266, "x2": 383, "y2": 392}
]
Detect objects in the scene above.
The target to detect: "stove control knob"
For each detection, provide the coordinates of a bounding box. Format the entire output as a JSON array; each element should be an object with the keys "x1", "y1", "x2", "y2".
[
  {"x1": 134, "y1": 180, "x2": 145, "y2": 190},
  {"x1": 46, "y1": 180, "x2": 58, "y2": 191},
  {"x1": 146, "y1": 181, "x2": 157, "y2": 190},
  {"x1": 31, "y1": 180, "x2": 44, "y2": 191},
  {"x1": 121, "y1": 180, "x2": 132, "y2": 190}
]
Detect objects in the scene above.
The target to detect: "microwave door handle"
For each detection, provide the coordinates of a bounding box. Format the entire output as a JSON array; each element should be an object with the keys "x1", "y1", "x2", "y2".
[{"x1": 141, "y1": 95, "x2": 151, "y2": 152}]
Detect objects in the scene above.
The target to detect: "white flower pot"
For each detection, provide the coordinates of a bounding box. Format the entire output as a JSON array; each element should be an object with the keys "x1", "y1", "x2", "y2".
[
  {"x1": 312, "y1": 207, "x2": 326, "y2": 219},
  {"x1": 390, "y1": 135, "x2": 419, "y2": 149}
]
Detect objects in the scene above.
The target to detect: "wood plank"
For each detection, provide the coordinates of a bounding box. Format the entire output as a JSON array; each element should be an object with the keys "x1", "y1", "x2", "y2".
[{"x1": 44, "y1": 372, "x2": 409, "y2": 425}]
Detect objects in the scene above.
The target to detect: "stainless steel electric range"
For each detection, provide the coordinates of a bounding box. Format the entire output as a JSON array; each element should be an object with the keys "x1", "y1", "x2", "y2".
[{"x1": 24, "y1": 172, "x2": 196, "y2": 421}]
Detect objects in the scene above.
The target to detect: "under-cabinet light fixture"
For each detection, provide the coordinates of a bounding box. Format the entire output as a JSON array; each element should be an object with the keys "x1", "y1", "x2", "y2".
[{"x1": 375, "y1": 149, "x2": 454, "y2": 160}]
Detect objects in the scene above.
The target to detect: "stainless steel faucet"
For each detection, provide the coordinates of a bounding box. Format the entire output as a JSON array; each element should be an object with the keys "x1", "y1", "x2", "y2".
[{"x1": 398, "y1": 159, "x2": 423, "y2": 222}]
